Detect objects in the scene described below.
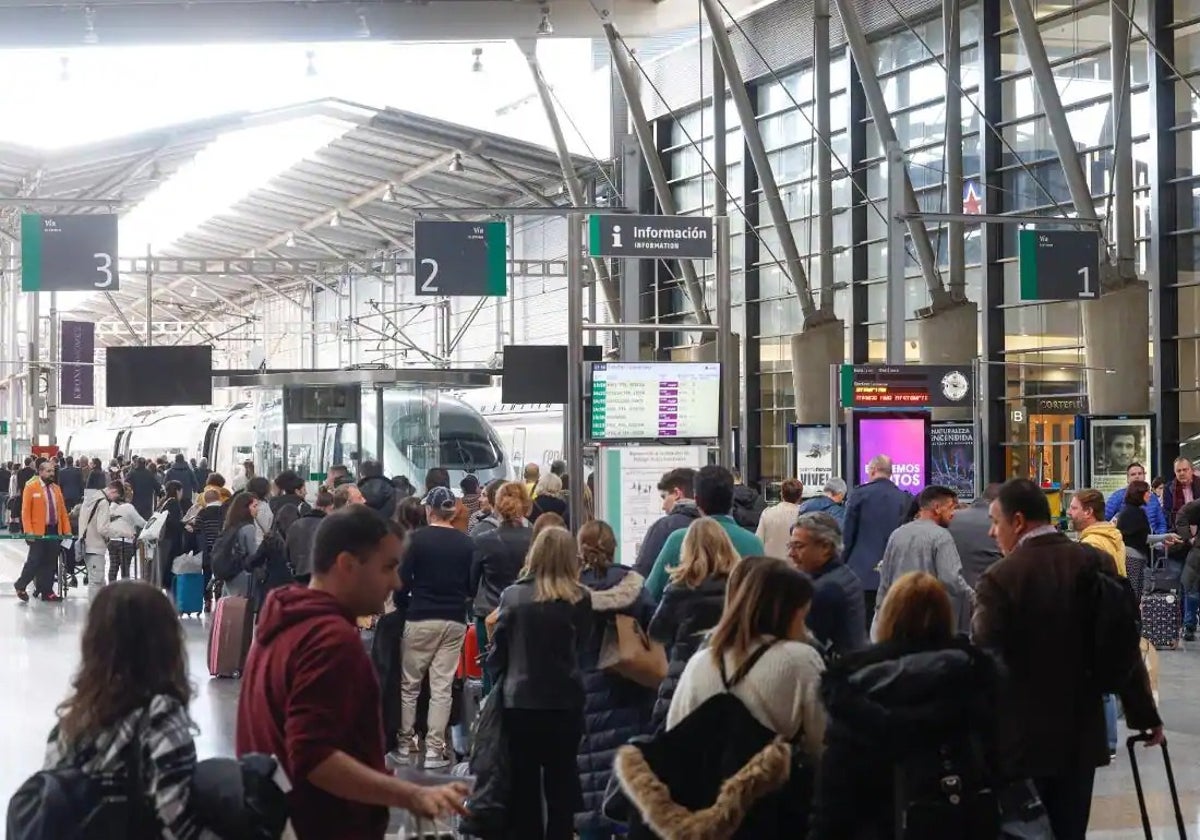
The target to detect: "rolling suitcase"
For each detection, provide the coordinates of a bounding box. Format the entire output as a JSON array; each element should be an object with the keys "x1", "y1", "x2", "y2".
[
  {"x1": 1142, "y1": 544, "x2": 1183, "y2": 650},
  {"x1": 174, "y1": 572, "x2": 205, "y2": 617},
  {"x1": 208, "y1": 595, "x2": 253, "y2": 678},
  {"x1": 457, "y1": 624, "x2": 482, "y2": 680},
  {"x1": 1126, "y1": 734, "x2": 1186, "y2": 838}
]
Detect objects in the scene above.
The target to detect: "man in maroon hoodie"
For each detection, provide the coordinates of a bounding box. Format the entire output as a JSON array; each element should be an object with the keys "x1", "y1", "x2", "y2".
[{"x1": 236, "y1": 505, "x2": 468, "y2": 839}]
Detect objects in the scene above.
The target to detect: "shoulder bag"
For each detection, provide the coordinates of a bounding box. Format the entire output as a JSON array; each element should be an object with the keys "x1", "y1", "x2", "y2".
[{"x1": 598, "y1": 613, "x2": 668, "y2": 688}]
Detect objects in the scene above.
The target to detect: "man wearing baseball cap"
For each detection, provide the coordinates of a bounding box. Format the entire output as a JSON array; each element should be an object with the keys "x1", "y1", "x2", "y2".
[{"x1": 395, "y1": 484, "x2": 475, "y2": 769}]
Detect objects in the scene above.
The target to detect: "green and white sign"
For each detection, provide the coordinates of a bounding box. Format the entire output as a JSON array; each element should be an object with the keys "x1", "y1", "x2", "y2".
[
  {"x1": 21, "y1": 213, "x2": 119, "y2": 292},
  {"x1": 588, "y1": 214, "x2": 714, "y2": 259},
  {"x1": 596, "y1": 444, "x2": 708, "y2": 565},
  {"x1": 413, "y1": 220, "x2": 507, "y2": 297},
  {"x1": 1018, "y1": 228, "x2": 1100, "y2": 302}
]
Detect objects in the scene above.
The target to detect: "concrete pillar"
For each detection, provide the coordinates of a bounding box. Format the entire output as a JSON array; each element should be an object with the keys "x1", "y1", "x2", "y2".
[
  {"x1": 918, "y1": 302, "x2": 978, "y2": 420},
  {"x1": 1083, "y1": 283, "x2": 1150, "y2": 414},
  {"x1": 790, "y1": 320, "x2": 844, "y2": 424}
]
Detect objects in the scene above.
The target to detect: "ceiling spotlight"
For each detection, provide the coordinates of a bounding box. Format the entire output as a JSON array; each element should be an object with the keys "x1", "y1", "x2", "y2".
[
  {"x1": 536, "y1": 4, "x2": 553, "y2": 36},
  {"x1": 383, "y1": 183, "x2": 397, "y2": 203},
  {"x1": 356, "y1": 8, "x2": 371, "y2": 38},
  {"x1": 286, "y1": 231, "x2": 297, "y2": 247},
  {"x1": 447, "y1": 152, "x2": 465, "y2": 174},
  {"x1": 330, "y1": 210, "x2": 341, "y2": 228},
  {"x1": 83, "y1": 5, "x2": 98, "y2": 44},
  {"x1": 305, "y1": 50, "x2": 317, "y2": 78},
  {"x1": 471, "y1": 47, "x2": 483, "y2": 73}
]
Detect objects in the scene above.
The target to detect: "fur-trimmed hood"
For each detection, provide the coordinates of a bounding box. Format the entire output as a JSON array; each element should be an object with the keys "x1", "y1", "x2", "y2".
[
  {"x1": 614, "y1": 739, "x2": 791, "y2": 840},
  {"x1": 583, "y1": 566, "x2": 646, "y2": 613}
]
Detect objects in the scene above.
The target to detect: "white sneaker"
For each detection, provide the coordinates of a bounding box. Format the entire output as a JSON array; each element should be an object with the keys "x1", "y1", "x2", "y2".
[
  {"x1": 423, "y1": 748, "x2": 451, "y2": 770},
  {"x1": 388, "y1": 735, "x2": 416, "y2": 766}
]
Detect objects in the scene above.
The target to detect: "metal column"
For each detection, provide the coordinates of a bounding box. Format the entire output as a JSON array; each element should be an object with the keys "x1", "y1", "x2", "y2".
[
  {"x1": 604, "y1": 24, "x2": 711, "y2": 325},
  {"x1": 712, "y1": 43, "x2": 727, "y2": 219},
  {"x1": 834, "y1": 0, "x2": 944, "y2": 303},
  {"x1": 1111, "y1": 0, "x2": 1137, "y2": 282},
  {"x1": 47, "y1": 292, "x2": 57, "y2": 444},
  {"x1": 1007, "y1": 0, "x2": 1101, "y2": 225},
  {"x1": 1148, "y1": 0, "x2": 1179, "y2": 470},
  {"x1": 565, "y1": 213, "x2": 585, "y2": 532},
  {"x1": 944, "y1": 0, "x2": 966, "y2": 297},
  {"x1": 716, "y1": 216, "x2": 734, "y2": 467},
  {"x1": 815, "y1": 0, "x2": 835, "y2": 309},
  {"x1": 886, "y1": 142, "x2": 908, "y2": 364},
  {"x1": 522, "y1": 44, "x2": 621, "y2": 324},
  {"x1": 145, "y1": 245, "x2": 153, "y2": 347},
  {"x1": 700, "y1": 0, "x2": 816, "y2": 322}
]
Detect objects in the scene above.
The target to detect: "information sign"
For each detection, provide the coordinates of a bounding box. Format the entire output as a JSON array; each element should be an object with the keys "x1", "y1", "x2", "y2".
[
  {"x1": 590, "y1": 362, "x2": 721, "y2": 440},
  {"x1": 840, "y1": 364, "x2": 972, "y2": 409},
  {"x1": 283, "y1": 385, "x2": 361, "y2": 424},
  {"x1": 1018, "y1": 228, "x2": 1101, "y2": 301},
  {"x1": 413, "y1": 221, "x2": 507, "y2": 297},
  {"x1": 587, "y1": 214, "x2": 714, "y2": 259},
  {"x1": 21, "y1": 214, "x2": 119, "y2": 292}
]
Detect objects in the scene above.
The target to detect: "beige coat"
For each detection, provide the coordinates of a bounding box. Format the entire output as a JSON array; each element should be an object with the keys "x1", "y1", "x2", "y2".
[{"x1": 755, "y1": 501, "x2": 799, "y2": 559}]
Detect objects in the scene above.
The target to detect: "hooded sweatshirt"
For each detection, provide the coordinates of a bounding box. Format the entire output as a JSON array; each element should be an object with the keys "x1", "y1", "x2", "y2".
[
  {"x1": 1079, "y1": 521, "x2": 1128, "y2": 577},
  {"x1": 236, "y1": 587, "x2": 387, "y2": 840}
]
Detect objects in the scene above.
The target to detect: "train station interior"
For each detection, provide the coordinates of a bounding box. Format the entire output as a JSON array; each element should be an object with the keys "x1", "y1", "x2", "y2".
[{"x1": 0, "y1": 0, "x2": 1196, "y2": 836}]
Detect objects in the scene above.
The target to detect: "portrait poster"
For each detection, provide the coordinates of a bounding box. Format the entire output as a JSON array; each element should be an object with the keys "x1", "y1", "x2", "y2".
[
  {"x1": 793, "y1": 425, "x2": 834, "y2": 498},
  {"x1": 1089, "y1": 416, "x2": 1153, "y2": 495}
]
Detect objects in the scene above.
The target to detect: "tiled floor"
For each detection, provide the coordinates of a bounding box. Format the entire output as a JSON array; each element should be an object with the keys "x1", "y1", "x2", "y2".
[{"x1": 0, "y1": 538, "x2": 1196, "y2": 838}]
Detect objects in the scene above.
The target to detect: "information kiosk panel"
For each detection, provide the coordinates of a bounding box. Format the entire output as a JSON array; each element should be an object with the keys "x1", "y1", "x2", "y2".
[
  {"x1": 589, "y1": 362, "x2": 721, "y2": 441},
  {"x1": 852, "y1": 412, "x2": 931, "y2": 494}
]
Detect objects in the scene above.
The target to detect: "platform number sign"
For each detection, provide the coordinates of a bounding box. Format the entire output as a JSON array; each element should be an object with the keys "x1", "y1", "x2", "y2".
[
  {"x1": 1018, "y1": 228, "x2": 1100, "y2": 302},
  {"x1": 413, "y1": 221, "x2": 507, "y2": 298},
  {"x1": 21, "y1": 214, "x2": 119, "y2": 293}
]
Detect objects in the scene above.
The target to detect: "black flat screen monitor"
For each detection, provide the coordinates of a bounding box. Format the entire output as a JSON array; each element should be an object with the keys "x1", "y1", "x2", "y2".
[
  {"x1": 106, "y1": 345, "x2": 213, "y2": 407},
  {"x1": 501, "y1": 344, "x2": 602, "y2": 404}
]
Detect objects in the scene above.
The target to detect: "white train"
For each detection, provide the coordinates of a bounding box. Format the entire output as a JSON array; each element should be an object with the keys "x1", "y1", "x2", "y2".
[
  {"x1": 458, "y1": 386, "x2": 565, "y2": 477},
  {"x1": 63, "y1": 390, "x2": 511, "y2": 491}
]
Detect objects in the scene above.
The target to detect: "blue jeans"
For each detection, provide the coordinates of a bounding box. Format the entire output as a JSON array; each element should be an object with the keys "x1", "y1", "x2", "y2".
[
  {"x1": 1104, "y1": 694, "x2": 1118, "y2": 752},
  {"x1": 1164, "y1": 559, "x2": 1198, "y2": 629}
]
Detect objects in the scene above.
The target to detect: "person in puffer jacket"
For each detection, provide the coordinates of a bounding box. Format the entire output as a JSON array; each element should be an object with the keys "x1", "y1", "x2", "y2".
[
  {"x1": 646, "y1": 518, "x2": 739, "y2": 731},
  {"x1": 1069, "y1": 487, "x2": 1128, "y2": 576},
  {"x1": 731, "y1": 478, "x2": 766, "y2": 531},
  {"x1": 797, "y1": 478, "x2": 848, "y2": 527},
  {"x1": 575, "y1": 520, "x2": 656, "y2": 840}
]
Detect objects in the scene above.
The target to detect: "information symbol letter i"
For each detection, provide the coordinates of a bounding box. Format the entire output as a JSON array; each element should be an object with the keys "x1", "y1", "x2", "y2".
[{"x1": 611, "y1": 224, "x2": 623, "y2": 249}]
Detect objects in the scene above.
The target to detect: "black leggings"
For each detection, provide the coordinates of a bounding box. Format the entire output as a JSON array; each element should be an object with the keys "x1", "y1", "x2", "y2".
[{"x1": 504, "y1": 708, "x2": 583, "y2": 840}]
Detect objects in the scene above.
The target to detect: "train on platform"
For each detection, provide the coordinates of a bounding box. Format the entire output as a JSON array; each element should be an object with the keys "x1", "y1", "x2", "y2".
[
  {"x1": 63, "y1": 390, "x2": 512, "y2": 491},
  {"x1": 459, "y1": 386, "x2": 565, "y2": 473}
]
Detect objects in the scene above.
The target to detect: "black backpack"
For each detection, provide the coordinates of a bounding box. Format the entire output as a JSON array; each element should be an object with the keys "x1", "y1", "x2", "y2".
[
  {"x1": 1079, "y1": 544, "x2": 1142, "y2": 693},
  {"x1": 8, "y1": 722, "x2": 154, "y2": 840},
  {"x1": 892, "y1": 729, "x2": 999, "y2": 840},
  {"x1": 210, "y1": 527, "x2": 249, "y2": 582}
]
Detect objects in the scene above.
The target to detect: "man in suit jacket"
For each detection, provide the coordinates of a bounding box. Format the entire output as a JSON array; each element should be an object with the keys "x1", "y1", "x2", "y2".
[
  {"x1": 974, "y1": 478, "x2": 1162, "y2": 840},
  {"x1": 15, "y1": 459, "x2": 71, "y2": 602},
  {"x1": 841, "y1": 455, "x2": 913, "y2": 622},
  {"x1": 57, "y1": 455, "x2": 84, "y2": 513}
]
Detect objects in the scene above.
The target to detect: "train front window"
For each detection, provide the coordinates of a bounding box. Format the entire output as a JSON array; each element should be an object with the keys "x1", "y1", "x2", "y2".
[{"x1": 441, "y1": 434, "x2": 501, "y2": 471}]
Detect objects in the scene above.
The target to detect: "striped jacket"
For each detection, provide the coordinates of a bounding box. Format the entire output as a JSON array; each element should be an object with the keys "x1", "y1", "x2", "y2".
[{"x1": 44, "y1": 694, "x2": 218, "y2": 840}]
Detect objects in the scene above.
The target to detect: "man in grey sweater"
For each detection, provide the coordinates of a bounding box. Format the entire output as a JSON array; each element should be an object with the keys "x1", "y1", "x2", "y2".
[{"x1": 874, "y1": 485, "x2": 974, "y2": 626}]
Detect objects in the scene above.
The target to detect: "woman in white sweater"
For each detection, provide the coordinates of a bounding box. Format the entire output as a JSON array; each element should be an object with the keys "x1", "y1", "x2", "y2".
[{"x1": 667, "y1": 555, "x2": 826, "y2": 759}]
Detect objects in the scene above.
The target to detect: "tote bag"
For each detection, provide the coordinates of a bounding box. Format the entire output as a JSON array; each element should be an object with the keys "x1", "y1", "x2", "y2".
[{"x1": 598, "y1": 614, "x2": 667, "y2": 688}]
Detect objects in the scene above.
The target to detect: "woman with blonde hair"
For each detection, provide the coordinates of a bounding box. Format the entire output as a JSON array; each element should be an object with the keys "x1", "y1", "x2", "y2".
[
  {"x1": 573, "y1": 520, "x2": 655, "y2": 839},
  {"x1": 810, "y1": 572, "x2": 999, "y2": 839},
  {"x1": 486, "y1": 526, "x2": 592, "y2": 839},
  {"x1": 531, "y1": 472, "x2": 570, "y2": 528},
  {"x1": 471, "y1": 481, "x2": 533, "y2": 693},
  {"x1": 646, "y1": 517, "x2": 740, "y2": 730}
]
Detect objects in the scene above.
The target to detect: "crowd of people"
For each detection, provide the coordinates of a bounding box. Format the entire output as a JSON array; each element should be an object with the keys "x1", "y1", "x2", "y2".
[{"x1": 3, "y1": 448, "x2": 1178, "y2": 840}]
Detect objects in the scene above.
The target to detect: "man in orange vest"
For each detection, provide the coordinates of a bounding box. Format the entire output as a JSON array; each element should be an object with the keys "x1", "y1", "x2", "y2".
[{"x1": 15, "y1": 459, "x2": 71, "y2": 602}]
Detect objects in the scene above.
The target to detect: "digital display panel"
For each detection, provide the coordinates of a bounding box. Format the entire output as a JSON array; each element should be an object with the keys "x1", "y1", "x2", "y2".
[
  {"x1": 590, "y1": 362, "x2": 721, "y2": 440},
  {"x1": 841, "y1": 364, "x2": 972, "y2": 409},
  {"x1": 854, "y1": 414, "x2": 930, "y2": 495},
  {"x1": 106, "y1": 346, "x2": 213, "y2": 407}
]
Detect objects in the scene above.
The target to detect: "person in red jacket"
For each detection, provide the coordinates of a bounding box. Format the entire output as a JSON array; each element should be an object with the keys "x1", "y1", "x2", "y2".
[{"x1": 235, "y1": 505, "x2": 467, "y2": 839}]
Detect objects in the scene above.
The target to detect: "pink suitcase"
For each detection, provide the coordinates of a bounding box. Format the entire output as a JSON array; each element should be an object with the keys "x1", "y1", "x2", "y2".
[{"x1": 207, "y1": 595, "x2": 253, "y2": 678}]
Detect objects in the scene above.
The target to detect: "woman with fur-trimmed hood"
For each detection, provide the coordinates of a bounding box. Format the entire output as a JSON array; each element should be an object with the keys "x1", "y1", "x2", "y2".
[{"x1": 575, "y1": 520, "x2": 657, "y2": 840}]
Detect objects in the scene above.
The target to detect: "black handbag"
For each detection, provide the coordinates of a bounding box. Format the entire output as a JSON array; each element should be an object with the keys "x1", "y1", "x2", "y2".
[
  {"x1": 458, "y1": 687, "x2": 511, "y2": 838},
  {"x1": 190, "y1": 754, "x2": 291, "y2": 840}
]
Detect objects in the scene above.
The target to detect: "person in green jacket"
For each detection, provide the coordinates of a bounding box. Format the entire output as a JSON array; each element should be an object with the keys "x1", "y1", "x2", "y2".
[{"x1": 645, "y1": 465, "x2": 765, "y2": 600}]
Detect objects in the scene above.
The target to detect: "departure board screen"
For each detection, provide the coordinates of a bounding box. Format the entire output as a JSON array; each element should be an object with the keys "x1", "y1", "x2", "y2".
[{"x1": 590, "y1": 363, "x2": 721, "y2": 440}]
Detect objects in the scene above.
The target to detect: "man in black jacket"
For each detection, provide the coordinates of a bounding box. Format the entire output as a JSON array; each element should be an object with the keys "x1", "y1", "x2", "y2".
[
  {"x1": 358, "y1": 460, "x2": 397, "y2": 520},
  {"x1": 270, "y1": 470, "x2": 310, "y2": 538},
  {"x1": 285, "y1": 489, "x2": 331, "y2": 585},
  {"x1": 127, "y1": 457, "x2": 161, "y2": 519},
  {"x1": 790, "y1": 513, "x2": 866, "y2": 654},
  {"x1": 164, "y1": 454, "x2": 198, "y2": 507},
  {"x1": 634, "y1": 468, "x2": 701, "y2": 578},
  {"x1": 57, "y1": 456, "x2": 84, "y2": 512},
  {"x1": 842, "y1": 455, "x2": 913, "y2": 622}
]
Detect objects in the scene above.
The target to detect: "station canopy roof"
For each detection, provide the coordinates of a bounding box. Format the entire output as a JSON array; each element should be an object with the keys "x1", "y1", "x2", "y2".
[{"x1": 0, "y1": 98, "x2": 595, "y2": 323}]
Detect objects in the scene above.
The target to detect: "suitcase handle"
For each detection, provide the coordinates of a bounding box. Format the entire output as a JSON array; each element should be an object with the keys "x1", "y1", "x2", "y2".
[{"x1": 1125, "y1": 734, "x2": 1187, "y2": 839}]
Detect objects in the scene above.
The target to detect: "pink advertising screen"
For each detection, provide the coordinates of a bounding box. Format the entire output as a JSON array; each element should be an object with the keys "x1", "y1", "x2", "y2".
[{"x1": 854, "y1": 414, "x2": 930, "y2": 495}]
